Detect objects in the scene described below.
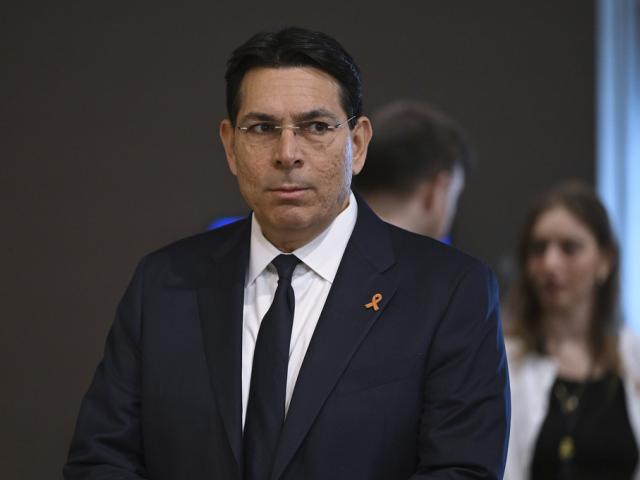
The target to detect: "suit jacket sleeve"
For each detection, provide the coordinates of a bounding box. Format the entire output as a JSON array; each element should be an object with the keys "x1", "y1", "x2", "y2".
[
  {"x1": 64, "y1": 259, "x2": 148, "y2": 479},
  {"x1": 410, "y1": 262, "x2": 510, "y2": 479}
]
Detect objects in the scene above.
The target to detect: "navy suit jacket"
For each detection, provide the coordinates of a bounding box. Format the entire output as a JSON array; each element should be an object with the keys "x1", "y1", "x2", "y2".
[{"x1": 65, "y1": 199, "x2": 510, "y2": 479}]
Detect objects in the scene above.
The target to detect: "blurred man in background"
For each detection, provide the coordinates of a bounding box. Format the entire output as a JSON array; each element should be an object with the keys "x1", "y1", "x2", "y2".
[{"x1": 354, "y1": 100, "x2": 471, "y2": 240}]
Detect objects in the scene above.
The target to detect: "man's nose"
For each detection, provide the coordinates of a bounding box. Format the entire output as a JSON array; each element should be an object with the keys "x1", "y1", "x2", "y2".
[{"x1": 274, "y1": 128, "x2": 303, "y2": 168}]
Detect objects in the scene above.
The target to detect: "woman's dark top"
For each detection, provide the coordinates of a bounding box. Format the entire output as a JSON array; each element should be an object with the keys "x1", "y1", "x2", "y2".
[{"x1": 530, "y1": 372, "x2": 638, "y2": 480}]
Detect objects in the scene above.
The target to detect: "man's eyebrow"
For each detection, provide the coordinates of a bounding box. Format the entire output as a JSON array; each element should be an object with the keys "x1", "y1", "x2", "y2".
[
  {"x1": 239, "y1": 112, "x2": 278, "y2": 123},
  {"x1": 239, "y1": 109, "x2": 340, "y2": 124},
  {"x1": 292, "y1": 109, "x2": 339, "y2": 122}
]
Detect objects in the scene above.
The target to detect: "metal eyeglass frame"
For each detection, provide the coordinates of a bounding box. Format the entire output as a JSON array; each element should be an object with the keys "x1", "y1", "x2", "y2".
[{"x1": 236, "y1": 115, "x2": 356, "y2": 139}]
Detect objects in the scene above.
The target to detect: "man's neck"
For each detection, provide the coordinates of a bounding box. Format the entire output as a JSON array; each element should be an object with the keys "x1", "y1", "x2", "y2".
[{"x1": 262, "y1": 227, "x2": 325, "y2": 253}]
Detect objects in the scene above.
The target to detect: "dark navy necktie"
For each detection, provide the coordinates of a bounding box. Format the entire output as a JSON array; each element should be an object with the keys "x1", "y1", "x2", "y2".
[{"x1": 244, "y1": 254, "x2": 300, "y2": 480}]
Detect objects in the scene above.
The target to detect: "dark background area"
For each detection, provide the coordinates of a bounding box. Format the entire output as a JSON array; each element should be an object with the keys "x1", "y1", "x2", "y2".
[{"x1": 1, "y1": 1, "x2": 595, "y2": 478}]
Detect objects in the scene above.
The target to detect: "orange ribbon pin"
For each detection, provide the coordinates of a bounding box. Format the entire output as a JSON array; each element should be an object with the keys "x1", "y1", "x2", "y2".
[{"x1": 364, "y1": 293, "x2": 382, "y2": 311}]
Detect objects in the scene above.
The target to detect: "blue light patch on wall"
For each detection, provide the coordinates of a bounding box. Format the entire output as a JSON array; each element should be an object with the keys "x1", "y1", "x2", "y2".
[{"x1": 596, "y1": 0, "x2": 640, "y2": 331}]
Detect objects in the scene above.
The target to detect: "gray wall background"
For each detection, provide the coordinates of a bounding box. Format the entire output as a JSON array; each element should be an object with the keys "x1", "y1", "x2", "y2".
[{"x1": 1, "y1": 1, "x2": 595, "y2": 478}]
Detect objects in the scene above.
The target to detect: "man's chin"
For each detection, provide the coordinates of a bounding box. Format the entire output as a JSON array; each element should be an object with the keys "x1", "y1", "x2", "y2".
[
  {"x1": 270, "y1": 212, "x2": 314, "y2": 232},
  {"x1": 258, "y1": 206, "x2": 313, "y2": 231}
]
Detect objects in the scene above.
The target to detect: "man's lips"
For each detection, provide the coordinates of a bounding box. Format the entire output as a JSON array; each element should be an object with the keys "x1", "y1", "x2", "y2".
[{"x1": 267, "y1": 185, "x2": 311, "y2": 199}]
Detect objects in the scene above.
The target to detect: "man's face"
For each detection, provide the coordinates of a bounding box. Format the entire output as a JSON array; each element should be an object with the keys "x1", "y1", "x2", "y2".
[{"x1": 220, "y1": 67, "x2": 371, "y2": 251}]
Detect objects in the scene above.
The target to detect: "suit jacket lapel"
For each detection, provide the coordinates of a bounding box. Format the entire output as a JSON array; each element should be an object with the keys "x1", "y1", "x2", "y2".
[
  {"x1": 270, "y1": 201, "x2": 398, "y2": 480},
  {"x1": 197, "y1": 219, "x2": 250, "y2": 474}
]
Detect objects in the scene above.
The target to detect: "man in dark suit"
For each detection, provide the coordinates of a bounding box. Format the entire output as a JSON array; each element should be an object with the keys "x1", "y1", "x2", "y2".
[{"x1": 65, "y1": 27, "x2": 510, "y2": 479}]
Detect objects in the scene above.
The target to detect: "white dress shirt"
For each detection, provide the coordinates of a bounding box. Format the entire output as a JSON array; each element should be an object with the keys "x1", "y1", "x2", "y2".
[{"x1": 241, "y1": 192, "x2": 358, "y2": 427}]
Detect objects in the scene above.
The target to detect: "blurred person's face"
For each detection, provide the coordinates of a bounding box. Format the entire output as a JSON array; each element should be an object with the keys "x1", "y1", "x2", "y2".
[
  {"x1": 525, "y1": 206, "x2": 612, "y2": 316},
  {"x1": 220, "y1": 67, "x2": 371, "y2": 252}
]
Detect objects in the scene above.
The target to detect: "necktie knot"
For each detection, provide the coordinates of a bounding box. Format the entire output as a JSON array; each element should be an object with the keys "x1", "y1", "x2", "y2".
[{"x1": 271, "y1": 254, "x2": 300, "y2": 283}]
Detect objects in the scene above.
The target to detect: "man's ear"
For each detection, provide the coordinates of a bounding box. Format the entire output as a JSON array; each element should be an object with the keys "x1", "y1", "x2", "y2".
[
  {"x1": 423, "y1": 171, "x2": 453, "y2": 208},
  {"x1": 219, "y1": 119, "x2": 238, "y2": 176},
  {"x1": 351, "y1": 116, "x2": 373, "y2": 175},
  {"x1": 419, "y1": 177, "x2": 438, "y2": 212}
]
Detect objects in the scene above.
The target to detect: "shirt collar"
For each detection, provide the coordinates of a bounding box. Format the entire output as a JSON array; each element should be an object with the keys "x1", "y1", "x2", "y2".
[{"x1": 246, "y1": 192, "x2": 358, "y2": 286}]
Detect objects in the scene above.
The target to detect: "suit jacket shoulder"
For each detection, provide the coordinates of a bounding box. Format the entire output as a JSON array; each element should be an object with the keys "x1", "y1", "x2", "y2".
[{"x1": 139, "y1": 216, "x2": 252, "y2": 289}]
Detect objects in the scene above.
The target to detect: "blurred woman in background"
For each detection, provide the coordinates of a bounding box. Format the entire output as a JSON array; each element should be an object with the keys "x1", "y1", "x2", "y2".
[{"x1": 504, "y1": 181, "x2": 640, "y2": 480}]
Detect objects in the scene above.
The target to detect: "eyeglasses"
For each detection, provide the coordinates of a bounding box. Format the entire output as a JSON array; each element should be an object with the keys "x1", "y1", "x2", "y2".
[{"x1": 236, "y1": 116, "x2": 355, "y2": 148}]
